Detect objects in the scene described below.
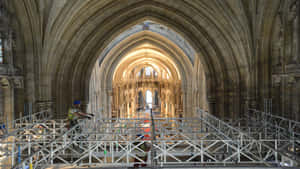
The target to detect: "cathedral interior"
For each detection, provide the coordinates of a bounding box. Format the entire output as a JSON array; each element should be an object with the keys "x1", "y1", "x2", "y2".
[{"x1": 0, "y1": 0, "x2": 299, "y2": 168}]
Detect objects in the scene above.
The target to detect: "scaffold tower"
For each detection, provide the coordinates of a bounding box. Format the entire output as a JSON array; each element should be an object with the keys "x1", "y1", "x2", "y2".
[{"x1": 0, "y1": 109, "x2": 299, "y2": 169}]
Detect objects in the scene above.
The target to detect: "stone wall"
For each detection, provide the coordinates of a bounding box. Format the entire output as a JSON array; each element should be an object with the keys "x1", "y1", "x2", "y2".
[{"x1": 3, "y1": 0, "x2": 300, "y2": 121}]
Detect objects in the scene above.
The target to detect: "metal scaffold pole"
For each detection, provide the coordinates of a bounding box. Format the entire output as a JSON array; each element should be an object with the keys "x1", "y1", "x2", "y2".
[
  {"x1": 150, "y1": 108, "x2": 157, "y2": 168},
  {"x1": 1, "y1": 108, "x2": 299, "y2": 168}
]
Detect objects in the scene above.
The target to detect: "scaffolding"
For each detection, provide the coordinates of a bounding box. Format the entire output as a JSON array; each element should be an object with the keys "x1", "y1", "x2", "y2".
[
  {"x1": 0, "y1": 110, "x2": 53, "y2": 168},
  {"x1": 234, "y1": 109, "x2": 300, "y2": 163},
  {"x1": 0, "y1": 109, "x2": 299, "y2": 169}
]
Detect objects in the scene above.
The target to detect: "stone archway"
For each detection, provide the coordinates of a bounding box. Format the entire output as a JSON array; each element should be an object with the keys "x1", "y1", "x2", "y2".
[
  {"x1": 110, "y1": 45, "x2": 183, "y2": 119},
  {"x1": 88, "y1": 25, "x2": 202, "y2": 118},
  {"x1": 9, "y1": 1, "x2": 252, "y2": 118}
]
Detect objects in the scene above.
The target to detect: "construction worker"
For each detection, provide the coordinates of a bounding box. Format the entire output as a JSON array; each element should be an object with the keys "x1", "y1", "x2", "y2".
[
  {"x1": 0, "y1": 124, "x2": 6, "y2": 138},
  {"x1": 68, "y1": 100, "x2": 93, "y2": 129}
]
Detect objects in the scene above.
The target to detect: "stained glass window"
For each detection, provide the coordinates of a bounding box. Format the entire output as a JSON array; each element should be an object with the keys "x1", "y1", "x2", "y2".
[
  {"x1": 154, "y1": 71, "x2": 158, "y2": 77},
  {"x1": 137, "y1": 71, "x2": 141, "y2": 77}
]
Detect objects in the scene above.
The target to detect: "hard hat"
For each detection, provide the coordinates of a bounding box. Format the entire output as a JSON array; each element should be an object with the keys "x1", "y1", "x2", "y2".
[{"x1": 73, "y1": 100, "x2": 81, "y2": 105}]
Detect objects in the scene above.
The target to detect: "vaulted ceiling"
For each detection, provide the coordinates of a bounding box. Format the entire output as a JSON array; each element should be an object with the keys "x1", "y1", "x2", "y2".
[{"x1": 6, "y1": 0, "x2": 297, "y2": 117}]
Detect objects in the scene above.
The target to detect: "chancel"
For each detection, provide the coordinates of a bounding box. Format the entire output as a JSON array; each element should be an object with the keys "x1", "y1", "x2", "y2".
[{"x1": 0, "y1": 0, "x2": 299, "y2": 168}]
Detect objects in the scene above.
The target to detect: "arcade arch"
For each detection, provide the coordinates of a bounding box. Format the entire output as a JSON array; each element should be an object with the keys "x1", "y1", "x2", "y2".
[{"x1": 88, "y1": 21, "x2": 208, "y2": 118}]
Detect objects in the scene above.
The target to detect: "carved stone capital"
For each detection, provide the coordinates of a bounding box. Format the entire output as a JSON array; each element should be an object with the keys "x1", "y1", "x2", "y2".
[
  {"x1": 10, "y1": 76, "x2": 23, "y2": 88},
  {"x1": 0, "y1": 75, "x2": 23, "y2": 88}
]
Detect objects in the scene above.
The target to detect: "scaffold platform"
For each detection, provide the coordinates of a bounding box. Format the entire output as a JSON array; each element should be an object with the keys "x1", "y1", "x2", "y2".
[{"x1": 0, "y1": 109, "x2": 299, "y2": 169}]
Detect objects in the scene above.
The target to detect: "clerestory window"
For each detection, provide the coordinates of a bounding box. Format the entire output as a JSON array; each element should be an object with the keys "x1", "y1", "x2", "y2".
[{"x1": 145, "y1": 67, "x2": 152, "y2": 76}]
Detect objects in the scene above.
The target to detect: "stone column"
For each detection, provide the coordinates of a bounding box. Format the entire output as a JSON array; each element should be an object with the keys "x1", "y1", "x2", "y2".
[
  {"x1": 3, "y1": 30, "x2": 14, "y2": 65},
  {"x1": 106, "y1": 90, "x2": 111, "y2": 118},
  {"x1": 287, "y1": 1, "x2": 299, "y2": 64},
  {"x1": 3, "y1": 85, "x2": 13, "y2": 127},
  {"x1": 181, "y1": 85, "x2": 191, "y2": 117},
  {"x1": 294, "y1": 78, "x2": 300, "y2": 121},
  {"x1": 272, "y1": 75, "x2": 282, "y2": 116},
  {"x1": 0, "y1": 86, "x2": 4, "y2": 122},
  {"x1": 287, "y1": 76, "x2": 297, "y2": 119}
]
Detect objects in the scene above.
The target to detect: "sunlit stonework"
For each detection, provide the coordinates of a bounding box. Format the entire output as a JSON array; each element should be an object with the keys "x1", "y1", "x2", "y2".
[{"x1": 112, "y1": 45, "x2": 183, "y2": 118}]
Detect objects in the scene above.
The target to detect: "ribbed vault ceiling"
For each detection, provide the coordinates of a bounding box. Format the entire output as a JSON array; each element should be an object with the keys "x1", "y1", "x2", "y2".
[
  {"x1": 113, "y1": 45, "x2": 181, "y2": 82},
  {"x1": 7, "y1": 0, "x2": 286, "y2": 115}
]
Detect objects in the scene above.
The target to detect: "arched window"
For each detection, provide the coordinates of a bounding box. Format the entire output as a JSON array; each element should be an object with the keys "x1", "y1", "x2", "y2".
[
  {"x1": 154, "y1": 71, "x2": 158, "y2": 78},
  {"x1": 146, "y1": 90, "x2": 152, "y2": 108},
  {"x1": 137, "y1": 71, "x2": 141, "y2": 77},
  {"x1": 145, "y1": 67, "x2": 152, "y2": 76}
]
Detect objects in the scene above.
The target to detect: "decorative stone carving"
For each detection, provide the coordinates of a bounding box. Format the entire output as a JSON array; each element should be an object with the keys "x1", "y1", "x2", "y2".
[
  {"x1": 0, "y1": 64, "x2": 23, "y2": 88},
  {"x1": 112, "y1": 63, "x2": 182, "y2": 118},
  {"x1": 10, "y1": 76, "x2": 23, "y2": 88},
  {"x1": 0, "y1": 75, "x2": 23, "y2": 89}
]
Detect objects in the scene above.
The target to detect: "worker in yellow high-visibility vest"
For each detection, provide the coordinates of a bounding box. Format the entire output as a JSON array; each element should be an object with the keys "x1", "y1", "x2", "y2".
[{"x1": 68, "y1": 100, "x2": 93, "y2": 129}]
